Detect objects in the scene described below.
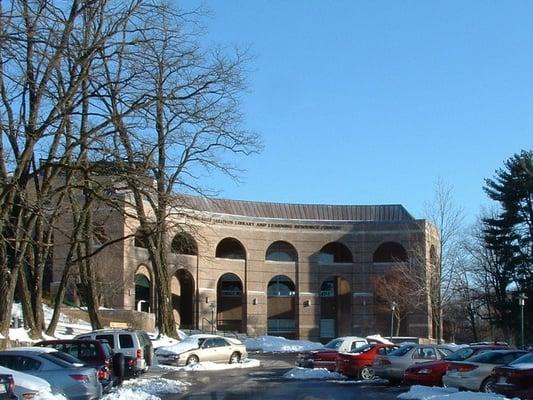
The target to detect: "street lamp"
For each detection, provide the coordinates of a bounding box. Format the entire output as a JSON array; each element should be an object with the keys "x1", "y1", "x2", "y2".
[
  {"x1": 518, "y1": 293, "x2": 527, "y2": 349},
  {"x1": 390, "y1": 301, "x2": 397, "y2": 341}
]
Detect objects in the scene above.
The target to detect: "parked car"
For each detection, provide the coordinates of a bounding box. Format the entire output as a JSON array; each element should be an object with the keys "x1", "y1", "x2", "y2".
[
  {"x1": 0, "y1": 365, "x2": 52, "y2": 399},
  {"x1": 35, "y1": 339, "x2": 124, "y2": 390},
  {"x1": 0, "y1": 374, "x2": 16, "y2": 400},
  {"x1": 372, "y1": 343, "x2": 456, "y2": 383},
  {"x1": 335, "y1": 343, "x2": 399, "y2": 379},
  {"x1": 404, "y1": 344, "x2": 509, "y2": 386},
  {"x1": 0, "y1": 347, "x2": 102, "y2": 400},
  {"x1": 295, "y1": 336, "x2": 368, "y2": 370},
  {"x1": 492, "y1": 351, "x2": 533, "y2": 399},
  {"x1": 156, "y1": 334, "x2": 247, "y2": 366},
  {"x1": 74, "y1": 329, "x2": 154, "y2": 374},
  {"x1": 442, "y1": 349, "x2": 527, "y2": 392}
]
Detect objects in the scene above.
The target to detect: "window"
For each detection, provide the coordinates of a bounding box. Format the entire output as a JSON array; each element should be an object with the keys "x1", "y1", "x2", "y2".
[
  {"x1": 318, "y1": 242, "x2": 353, "y2": 264},
  {"x1": 266, "y1": 241, "x2": 297, "y2": 262},
  {"x1": 414, "y1": 347, "x2": 436, "y2": 359},
  {"x1": 445, "y1": 347, "x2": 475, "y2": 361},
  {"x1": 373, "y1": 242, "x2": 408, "y2": 263},
  {"x1": 320, "y1": 281, "x2": 335, "y2": 297},
  {"x1": 213, "y1": 338, "x2": 229, "y2": 347},
  {"x1": 351, "y1": 341, "x2": 367, "y2": 351},
  {"x1": 171, "y1": 232, "x2": 197, "y2": 255},
  {"x1": 96, "y1": 335, "x2": 115, "y2": 348},
  {"x1": 202, "y1": 339, "x2": 217, "y2": 349},
  {"x1": 219, "y1": 273, "x2": 243, "y2": 297},
  {"x1": 437, "y1": 348, "x2": 453, "y2": 358},
  {"x1": 389, "y1": 345, "x2": 414, "y2": 357},
  {"x1": 119, "y1": 334, "x2": 134, "y2": 348},
  {"x1": 16, "y1": 356, "x2": 41, "y2": 371},
  {"x1": 216, "y1": 238, "x2": 245, "y2": 259},
  {"x1": 267, "y1": 275, "x2": 296, "y2": 297},
  {"x1": 324, "y1": 339, "x2": 343, "y2": 350}
]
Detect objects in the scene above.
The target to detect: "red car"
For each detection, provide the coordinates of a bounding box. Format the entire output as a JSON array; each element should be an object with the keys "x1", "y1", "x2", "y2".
[
  {"x1": 403, "y1": 345, "x2": 509, "y2": 386},
  {"x1": 492, "y1": 352, "x2": 533, "y2": 399},
  {"x1": 336, "y1": 343, "x2": 399, "y2": 380}
]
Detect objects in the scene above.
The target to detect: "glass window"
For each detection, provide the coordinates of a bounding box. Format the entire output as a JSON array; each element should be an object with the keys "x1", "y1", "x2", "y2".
[
  {"x1": 266, "y1": 241, "x2": 297, "y2": 262},
  {"x1": 324, "y1": 339, "x2": 343, "y2": 350},
  {"x1": 373, "y1": 242, "x2": 408, "y2": 263},
  {"x1": 119, "y1": 335, "x2": 134, "y2": 348},
  {"x1": 414, "y1": 347, "x2": 437, "y2": 359},
  {"x1": 46, "y1": 352, "x2": 83, "y2": 365},
  {"x1": 213, "y1": 338, "x2": 229, "y2": 347},
  {"x1": 16, "y1": 356, "x2": 41, "y2": 371},
  {"x1": 389, "y1": 345, "x2": 414, "y2": 357},
  {"x1": 320, "y1": 281, "x2": 335, "y2": 297},
  {"x1": 216, "y1": 238, "x2": 245, "y2": 259},
  {"x1": 445, "y1": 347, "x2": 475, "y2": 361},
  {"x1": 319, "y1": 242, "x2": 353, "y2": 264},
  {"x1": 353, "y1": 344, "x2": 373, "y2": 353},
  {"x1": 351, "y1": 341, "x2": 367, "y2": 351},
  {"x1": 267, "y1": 275, "x2": 296, "y2": 297},
  {"x1": 96, "y1": 335, "x2": 115, "y2": 348},
  {"x1": 171, "y1": 233, "x2": 197, "y2": 255},
  {"x1": 202, "y1": 339, "x2": 216, "y2": 349},
  {"x1": 437, "y1": 348, "x2": 453, "y2": 358}
]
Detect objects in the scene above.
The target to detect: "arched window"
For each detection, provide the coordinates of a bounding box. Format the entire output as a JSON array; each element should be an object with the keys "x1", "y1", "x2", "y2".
[
  {"x1": 171, "y1": 232, "x2": 197, "y2": 255},
  {"x1": 266, "y1": 241, "x2": 298, "y2": 262},
  {"x1": 134, "y1": 273, "x2": 151, "y2": 312},
  {"x1": 218, "y1": 273, "x2": 243, "y2": 297},
  {"x1": 134, "y1": 226, "x2": 153, "y2": 249},
  {"x1": 318, "y1": 242, "x2": 353, "y2": 264},
  {"x1": 267, "y1": 275, "x2": 296, "y2": 297},
  {"x1": 373, "y1": 242, "x2": 408, "y2": 263},
  {"x1": 215, "y1": 238, "x2": 245, "y2": 260}
]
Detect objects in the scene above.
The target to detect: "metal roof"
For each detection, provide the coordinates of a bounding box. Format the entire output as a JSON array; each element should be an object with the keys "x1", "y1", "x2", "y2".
[{"x1": 175, "y1": 195, "x2": 414, "y2": 222}]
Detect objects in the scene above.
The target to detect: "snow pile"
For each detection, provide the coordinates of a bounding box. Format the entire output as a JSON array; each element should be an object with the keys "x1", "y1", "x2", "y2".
[
  {"x1": 160, "y1": 358, "x2": 261, "y2": 371},
  {"x1": 34, "y1": 392, "x2": 68, "y2": 400},
  {"x1": 245, "y1": 336, "x2": 324, "y2": 352},
  {"x1": 398, "y1": 385, "x2": 510, "y2": 400},
  {"x1": 102, "y1": 378, "x2": 188, "y2": 400},
  {"x1": 283, "y1": 367, "x2": 346, "y2": 380}
]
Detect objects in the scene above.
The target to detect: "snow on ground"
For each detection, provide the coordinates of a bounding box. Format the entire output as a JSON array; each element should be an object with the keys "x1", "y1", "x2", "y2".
[
  {"x1": 245, "y1": 335, "x2": 324, "y2": 352},
  {"x1": 34, "y1": 392, "x2": 68, "y2": 400},
  {"x1": 102, "y1": 377, "x2": 188, "y2": 400},
  {"x1": 398, "y1": 386, "x2": 511, "y2": 400},
  {"x1": 283, "y1": 367, "x2": 346, "y2": 380},
  {"x1": 159, "y1": 358, "x2": 261, "y2": 371}
]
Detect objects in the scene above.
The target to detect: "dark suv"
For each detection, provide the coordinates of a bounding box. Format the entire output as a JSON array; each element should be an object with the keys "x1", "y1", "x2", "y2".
[{"x1": 35, "y1": 339, "x2": 124, "y2": 390}]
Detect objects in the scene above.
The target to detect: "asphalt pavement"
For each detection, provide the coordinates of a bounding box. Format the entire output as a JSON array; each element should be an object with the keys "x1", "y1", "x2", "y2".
[{"x1": 158, "y1": 353, "x2": 410, "y2": 400}]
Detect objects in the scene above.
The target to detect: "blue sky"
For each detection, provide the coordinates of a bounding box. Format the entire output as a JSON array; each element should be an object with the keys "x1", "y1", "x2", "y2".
[{"x1": 183, "y1": 0, "x2": 533, "y2": 222}]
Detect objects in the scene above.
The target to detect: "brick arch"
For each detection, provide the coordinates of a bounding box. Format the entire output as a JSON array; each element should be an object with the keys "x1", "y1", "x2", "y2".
[
  {"x1": 372, "y1": 241, "x2": 408, "y2": 263},
  {"x1": 215, "y1": 237, "x2": 247, "y2": 260}
]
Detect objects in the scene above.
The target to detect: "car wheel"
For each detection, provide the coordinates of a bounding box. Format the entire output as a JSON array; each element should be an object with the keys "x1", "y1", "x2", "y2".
[
  {"x1": 229, "y1": 352, "x2": 241, "y2": 364},
  {"x1": 112, "y1": 353, "x2": 125, "y2": 378},
  {"x1": 186, "y1": 355, "x2": 199, "y2": 365},
  {"x1": 480, "y1": 377, "x2": 495, "y2": 393},
  {"x1": 359, "y1": 366, "x2": 375, "y2": 381}
]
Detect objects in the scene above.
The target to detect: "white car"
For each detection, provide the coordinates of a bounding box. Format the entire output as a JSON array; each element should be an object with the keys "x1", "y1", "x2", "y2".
[
  {"x1": 0, "y1": 365, "x2": 51, "y2": 399},
  {"x1": 156, "y1": 334, "x2": 248, "y2": 366}
]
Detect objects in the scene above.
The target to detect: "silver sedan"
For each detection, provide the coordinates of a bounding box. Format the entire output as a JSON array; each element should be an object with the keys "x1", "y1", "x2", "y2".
[
  {"x1": 156, "y1": 334, "x2": 248, "y2": 366},
  {"x1": 442, "y1": 350, "x2": 527, "y2": 392},
  {"x1": 0, "y1": 347, "x2": 102, "y2": 400},
  {"x1": 372, "y1": 343, "x2": 456, "y2": 383}
]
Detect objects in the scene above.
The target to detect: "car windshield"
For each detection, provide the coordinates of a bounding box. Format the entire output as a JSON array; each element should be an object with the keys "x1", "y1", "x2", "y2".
[
  {"x1": 40, "y1": 353, "x2": 80, "y2": 368},
  {"x1": 324, "y1": 339, "x2": 342, "y2": 350},
  {"x1": 45, "y1": 351, "x2": 84, "y2": 365},
  {"x1": 510, "y1": 352, "x2": 533, "y2": 365},
  {"x1": 445, "y1": 347, "x2": 476, "y2": 361},
  {"x1": 388, "y1": 345, "x2": 414, "y2": 357},
  {"x1": 351, "y1": 344, "x2": 373, "y2": 353}
]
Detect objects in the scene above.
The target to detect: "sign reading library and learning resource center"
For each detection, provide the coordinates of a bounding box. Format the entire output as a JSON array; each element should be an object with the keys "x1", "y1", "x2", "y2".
[{"x1": 211, "y1": 218, "x2": 342, "y2": 231}]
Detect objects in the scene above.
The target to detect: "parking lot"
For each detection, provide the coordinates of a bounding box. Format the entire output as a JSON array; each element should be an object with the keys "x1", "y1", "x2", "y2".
[{"x1": 159, "y1": 353, "x2": 410, "y2": 400}]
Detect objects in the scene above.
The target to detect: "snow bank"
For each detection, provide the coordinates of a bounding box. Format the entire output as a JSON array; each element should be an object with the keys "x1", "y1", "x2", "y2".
[
  {"x1": 34, "y1": 392, "x2": 68, "y2": 400},
  {"x1": 102, "y1": 377, "x2": 188, "y2": 400},
  {"x1": 283, "y1": 367, "x2": 346, "y2": 380},
  {"x1": 245, "y1": 336, "x2": 323, "y2": 352},
  {"x1": 398, "y1": 385, "x2": 510, "y2": 400},
  {"x1": 160, "y1": 358, "x2": 261, "y2": 372}
]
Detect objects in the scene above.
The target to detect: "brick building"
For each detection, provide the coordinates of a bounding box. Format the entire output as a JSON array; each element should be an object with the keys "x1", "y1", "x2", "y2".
[{"x1": 52, "y1": 195, "x2": 438, "y2": 341}]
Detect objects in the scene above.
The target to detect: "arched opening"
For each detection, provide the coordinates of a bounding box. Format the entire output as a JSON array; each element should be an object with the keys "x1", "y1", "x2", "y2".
[
  {"x1": 216, "y1": 273, "x2": 244, "y2": 332},
  {"x1": 134, "y1": 273, "x2": 151, "y2": 313},
  {"x1": 171, "y1": 232, "x2": 198, "y2": 255},
  {"x1": 373, "y1": 242, "x2": 408, "y2": 263},
  {"x1": 216, "y1": 238, "x2": 246, "y2": 260},
  {"x1": 171, "y1": 269, "x2": 195, "y2": 329},
  {"x1": 266, "y1": 241, "x2": 298, "y2": 262},
  {"x1": 318, "y1": 242, "x2": 353, "y2": 264},
  {"x1": 319, "y1": 276, "x2": 352, "y2": 339},
  {"x1": 267, "y1": 275, "x2": 297, "y2": 338}
]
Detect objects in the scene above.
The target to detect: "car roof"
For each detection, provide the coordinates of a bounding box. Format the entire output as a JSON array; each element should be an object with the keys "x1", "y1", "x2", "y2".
[
  {"x1": 2, "y1": 347, "x2": 58, "y2": 353},
  {"x1": 37, "y1": 339, "x2": 100, "y2": 345},
  {"x1": 187, "y1": 334, "x2": 224, "y2": 339}
]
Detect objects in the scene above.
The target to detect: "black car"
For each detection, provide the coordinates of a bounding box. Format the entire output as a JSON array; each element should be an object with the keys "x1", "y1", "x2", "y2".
[{"x1": 0, "y1": 374, "x2": 19, "y2": 400}]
